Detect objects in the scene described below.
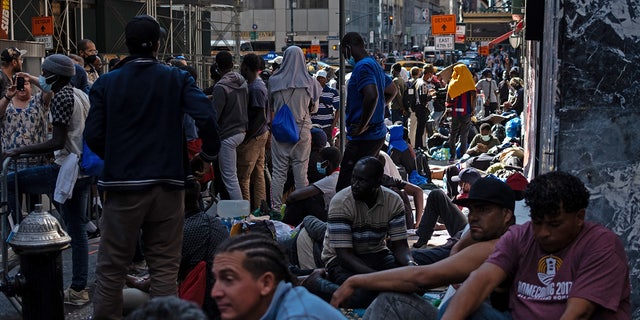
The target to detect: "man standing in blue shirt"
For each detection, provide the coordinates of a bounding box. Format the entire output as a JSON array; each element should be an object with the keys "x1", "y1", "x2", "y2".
[{"x1": 335, "y1": 32, "x2": 397, "y2": 191}]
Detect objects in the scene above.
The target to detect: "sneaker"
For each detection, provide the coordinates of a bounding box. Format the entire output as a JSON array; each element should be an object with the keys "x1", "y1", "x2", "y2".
[
  {"x1": 413, "y1": 238, "x2": 429, "y2": 248},
  {"x1": 64, "y1": 287, "x2": 90, "y2": 306}
]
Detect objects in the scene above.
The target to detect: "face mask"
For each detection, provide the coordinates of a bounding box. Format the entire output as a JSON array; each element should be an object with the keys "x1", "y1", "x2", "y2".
[
  {"x1": 38, "y1": 75, "x2": 53, "y2": 93},
  {"x1": 486, "y1": 77, "x2": 492, "y2": 81},
  {"x1": 481, "y1": 135, "x2": 491, "y2": 142},
  {"x1": 457, "y1": 184, "x2": 464, "y2": 194},
  {"x1": 316, "y1": 162, "x2": 327, "y2": 175},
  {"x1": 84, "y1": 54, "x2": 98, "y2": 65},
  {"x1": 347, "y1": 56, "x2": 356, "y2": 66}
]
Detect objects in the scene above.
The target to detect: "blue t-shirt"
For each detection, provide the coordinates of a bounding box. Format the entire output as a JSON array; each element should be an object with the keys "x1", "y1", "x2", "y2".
[{"x1": 346, "y1": 57, "x2": 392, "y2": 141}]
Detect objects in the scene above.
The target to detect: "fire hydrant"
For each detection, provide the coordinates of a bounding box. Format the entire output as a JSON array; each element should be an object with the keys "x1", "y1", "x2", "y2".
[{"x1": 7, "y1": 203, "x2": 71, "y2": 320}]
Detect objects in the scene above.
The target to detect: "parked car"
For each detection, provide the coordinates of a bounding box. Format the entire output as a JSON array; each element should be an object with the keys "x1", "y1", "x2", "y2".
[
  {"x1": 457, "y1": 56, "x2": 480, "y2": 73},
  {"x1": 404, "y1": 46, "x2": 424, "y2": 61},
  {"x1": 395, "y1": 60, "x2": 427, "y2": 72}
]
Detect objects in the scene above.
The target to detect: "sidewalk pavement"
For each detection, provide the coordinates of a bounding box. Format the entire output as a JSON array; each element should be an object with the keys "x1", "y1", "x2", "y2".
[{"x1": 0, "y1": 237, "x2": 99, "y2": 320}]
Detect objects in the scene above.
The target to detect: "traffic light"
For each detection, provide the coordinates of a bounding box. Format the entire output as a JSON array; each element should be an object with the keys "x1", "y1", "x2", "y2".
[
  {"x1": 332, "y1": 44, "x2": 337, "y2": 50},
  {"x1": 389, "y1": 15, "x2": 393, "y2": 25}
]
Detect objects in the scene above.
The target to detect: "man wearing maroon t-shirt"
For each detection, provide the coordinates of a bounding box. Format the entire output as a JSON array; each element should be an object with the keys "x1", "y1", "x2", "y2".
[{"x1": 442, "y1": 171, "x2": 630, "y2": 320}]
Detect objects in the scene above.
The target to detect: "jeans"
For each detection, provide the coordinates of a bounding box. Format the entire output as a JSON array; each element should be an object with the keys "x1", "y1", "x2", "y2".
[
  {"x1": 448, "y1": 114, "x2": 472, "y2": 160},
  {"x1": 363, "y1": 292, "x2": 438, "y2": 320},
  {"x1": 415, "y1": 189, "x2": 467, "y2": 243},
  {"x1": 218, "y1": 133, "x2": 246, "y2": 200},
  {"x1": 6, "y1": 164, "x2": 91, "y2": 290},
  {"x1": 236, "y1": 131, "x2": 268, "y2": 210},
  {"x1": 327, "y1": 250, "x2": 399, "y2": 308},
  {"x1": 438, "y1": 298, "x2": 512, "y2": 320},
  {"x1": 412, "y1": 246, "x2": 452, "y2": 266},
  {"x1": 335, "y1": 138, "x2": 385, "y2": 192},
  {"x1": 60, "y1": 176, "x2": 92, "y2": 290},
  {"x1": 6, "y1": 164, "x2": 59, "y2": 215}
]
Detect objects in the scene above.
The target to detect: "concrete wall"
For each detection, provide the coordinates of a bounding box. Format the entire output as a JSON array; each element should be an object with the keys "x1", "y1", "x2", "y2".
[{"x1": 530, "y1": 0, "x2": 640, "y2": 316}]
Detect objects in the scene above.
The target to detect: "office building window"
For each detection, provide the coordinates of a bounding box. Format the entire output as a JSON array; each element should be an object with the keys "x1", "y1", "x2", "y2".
[
  {"x1": 297, "y1": 0, "x2": 328, "y2": 9},
  {"x1": 247, "y1": 0, "x2": 274, "y2": 9}
]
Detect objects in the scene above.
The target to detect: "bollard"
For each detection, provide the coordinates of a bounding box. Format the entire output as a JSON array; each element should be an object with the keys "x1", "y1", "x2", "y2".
[{"x1": 7, "y1": 204, "x2": 71, "y2": 320}]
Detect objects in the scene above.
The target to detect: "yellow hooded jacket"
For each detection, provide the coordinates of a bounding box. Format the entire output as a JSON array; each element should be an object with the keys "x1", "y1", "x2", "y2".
[{"x1": 447, "y1": 64, "x2": 476, "y2": 99}]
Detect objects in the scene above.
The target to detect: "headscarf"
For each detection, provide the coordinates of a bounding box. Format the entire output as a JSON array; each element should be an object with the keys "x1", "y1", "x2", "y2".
[
  {"x1": 269, "y1": 46, "x2": 321, "y2": 101},
  {"x1": 447, "y1": 63, "x2": 476, "y2": 99}
]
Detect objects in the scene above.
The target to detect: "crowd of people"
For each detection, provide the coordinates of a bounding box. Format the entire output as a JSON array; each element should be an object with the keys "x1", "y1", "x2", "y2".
[{"x1": 0, "y1": 15, "x2": 631, "y2": 320}]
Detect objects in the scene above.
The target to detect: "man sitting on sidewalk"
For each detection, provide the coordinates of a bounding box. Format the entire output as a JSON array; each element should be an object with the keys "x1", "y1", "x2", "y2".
[
  {"x1": 412, "y1": 168, "x2": 481, "y2": 249},
  {"x1": 441, "y1": 172, "x2": 631, "y2": 319},
  {"x1": 330, "y1": 177, "x2": 515, "y2": 320}
]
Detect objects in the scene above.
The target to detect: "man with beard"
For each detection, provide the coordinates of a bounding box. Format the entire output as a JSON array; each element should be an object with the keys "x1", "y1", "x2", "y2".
[
  {"x1": 0, "y1": 47, "x2": 26, "y2": 96},
  {"x1": 330, "y1": 177, "x2": 516, "y2": 320},
  {"x1": 78, "y1": 38, "x2": 100, "y2": 85},
  {"x1": 319, "y1": 156, "x2": 413, "y2": 308}
]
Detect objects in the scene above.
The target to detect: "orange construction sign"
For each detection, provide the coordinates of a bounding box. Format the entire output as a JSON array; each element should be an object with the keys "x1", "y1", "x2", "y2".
[
  {"x1": 431, "y1": 14, "x2": 456, "y2": 35},
  {"x1": 479, "y1": 45, "x2": 490, "y2": 56},
  {"x1": 32, "y1": 16, "x2": 54, "y2": 36}
]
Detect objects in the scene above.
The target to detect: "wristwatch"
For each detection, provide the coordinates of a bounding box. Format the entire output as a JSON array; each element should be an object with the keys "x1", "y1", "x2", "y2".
[{"x1": 408, "y1": 261, "x2": 419, "y2": 266}]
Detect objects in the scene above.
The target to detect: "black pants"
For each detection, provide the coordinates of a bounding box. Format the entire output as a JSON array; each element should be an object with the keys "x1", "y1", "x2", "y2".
[
  {"x1": 336, "y1": 138, "x2": 386, "y2": 192},
  {"x1": 414, "y1": 107, "x2": 429, "y2": 149}
]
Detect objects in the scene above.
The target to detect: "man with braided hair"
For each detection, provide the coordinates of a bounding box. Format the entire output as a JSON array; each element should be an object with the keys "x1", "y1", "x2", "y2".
[{"x1": 211, "y1": 233, "x2": 346, "y2": 320}]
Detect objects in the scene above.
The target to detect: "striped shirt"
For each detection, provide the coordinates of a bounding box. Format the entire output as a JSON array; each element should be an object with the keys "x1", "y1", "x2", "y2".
[
  {"x1": 321, "y1": 186, "x2": 407, "y2": 266},
  {"x1": 447, "y1": 90, "x2": 474, "y2": 117},
  {"x1": 311, "y1": 85, "x2": 340, "y2": 128}
]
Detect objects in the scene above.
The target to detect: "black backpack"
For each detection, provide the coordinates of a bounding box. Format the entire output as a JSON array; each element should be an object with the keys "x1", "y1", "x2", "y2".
[
  {"x1": 403, "y1": 79, "x2": 417, "y2": 112},
  {"x1": 415, "y1": 148, "x2": 431, "y2": 179}
]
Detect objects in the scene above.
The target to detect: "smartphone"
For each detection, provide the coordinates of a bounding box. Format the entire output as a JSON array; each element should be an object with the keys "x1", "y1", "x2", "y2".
[{"x1": 16, "y1": 77, "x2": 25, "y2": 91}]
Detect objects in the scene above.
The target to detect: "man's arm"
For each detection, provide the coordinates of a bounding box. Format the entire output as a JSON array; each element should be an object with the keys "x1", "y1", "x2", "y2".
[
  {"x1": 440, "y1": 262, "x2": 507, "y2": 320},
  {"x1": 85, "y1": 79, "x2": 107, "y2": 158},
  {"x1": 383, "y1": 81, "x2": 398, "y2": 104},
  {"x1": 389, "y1": 239, "x2": 412, "y2": 266},
  {"x1": 285, "y1": 185, "x2": 322, "y2": 204},
  {"x1": 4, "y1": 125, "x2": 67, "y2": 158},
  {"x1": 334, "y1": 247, "x2": 377, "y2": 275},
  {"x1": 331, "y1": 240, "x2": 499, "y2": 307},
  {"x1": 560, "y1": 298, "x2": 596, "y2": 320},
  {"x1": 183, "y1": 74, "x2": 220, "y2": 161}
]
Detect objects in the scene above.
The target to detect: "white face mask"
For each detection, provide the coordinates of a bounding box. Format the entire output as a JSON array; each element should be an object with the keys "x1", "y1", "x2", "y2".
[
  {"x1": 481, "y1": 135, "x2": 491, "y2": 142},
  {"x1": 486, "y1": 77, "x2": 492, "y2": 81}
]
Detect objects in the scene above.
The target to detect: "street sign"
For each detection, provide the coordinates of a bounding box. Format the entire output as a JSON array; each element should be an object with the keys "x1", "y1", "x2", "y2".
[
  {"x1": 310, "y1": 45, "x2": 321, "y2": 54},
  {"x1": 250, "y1": 31, "x2": 257, "y2": 40},
  {"x1": 434, "y1": 35, "x2": 454, "y2": 50},
  {"x1": 32, "y1": 16, "x2": 54, "y2": 36},
  {"x1": 34, "y1": 35, "x2": 53, "y2": 50},
  {"x1": 431, "y1": 14, "x2": 456, "y2": 35},
  {"x1": 479, "y1": 45, "x2": 490, "y2": 56},
  {"x1": 327, "y1": 35, "x2": 339, "y2": 40},
  {"x1": 455, "y1": 25, "x2": 466, "y2": 44}
]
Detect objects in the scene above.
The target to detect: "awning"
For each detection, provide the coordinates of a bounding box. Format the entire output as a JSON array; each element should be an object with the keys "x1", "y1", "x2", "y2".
[{"x1": 488, "y1": 20, "x2": 524, "y2": 47}]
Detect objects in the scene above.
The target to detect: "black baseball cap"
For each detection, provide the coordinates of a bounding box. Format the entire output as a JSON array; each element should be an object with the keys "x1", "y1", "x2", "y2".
[
  {"x1": 453, "y1": 177, "x2": 515, "y2": 211},
  {"x1": 125, "y1": 15, "x2": 167, "y2": 52},
  {"x1": 451, "y1": 168, "x2": 482, "y2": 184},
  {"x1": 1, "y1": 47, "x2": 27, "y2": 62}
]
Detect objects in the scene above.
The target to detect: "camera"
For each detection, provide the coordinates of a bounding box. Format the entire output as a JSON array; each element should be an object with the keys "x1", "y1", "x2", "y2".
[{"x1": 16, "y1": 77, "x2": 25, "y2": 91}]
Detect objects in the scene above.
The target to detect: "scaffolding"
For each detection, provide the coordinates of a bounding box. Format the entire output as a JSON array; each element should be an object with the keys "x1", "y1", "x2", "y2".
[{"x1": 7, "y1": 0, "x2": 243, "y2": 86}]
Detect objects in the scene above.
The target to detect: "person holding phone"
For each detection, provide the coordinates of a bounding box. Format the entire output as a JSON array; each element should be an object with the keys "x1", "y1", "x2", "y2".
[
  {"x1": 0, "y1": 72, "x2": 53, "y2": 169},
  {"x1": 0, "y1": 47, "x2": 26, "y2": 97}
]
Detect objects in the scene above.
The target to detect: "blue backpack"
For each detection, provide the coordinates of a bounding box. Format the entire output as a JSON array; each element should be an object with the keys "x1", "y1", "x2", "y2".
[{"x1": 271, "y1": 103, "x2": 299, "y2": 143}]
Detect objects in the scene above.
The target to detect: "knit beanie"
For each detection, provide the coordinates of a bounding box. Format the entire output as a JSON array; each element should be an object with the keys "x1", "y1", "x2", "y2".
[{"x1": 42, "y1": 54, "x2": 76, "y2": 77}]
